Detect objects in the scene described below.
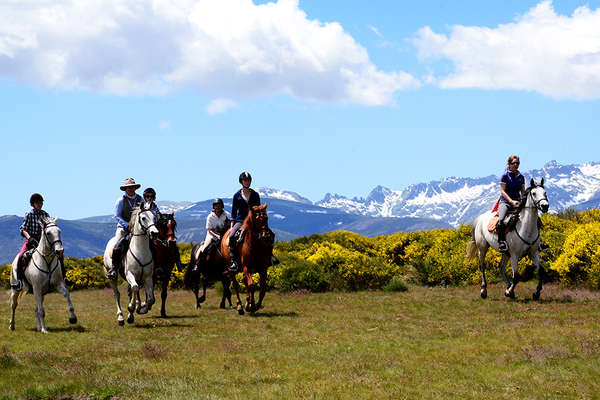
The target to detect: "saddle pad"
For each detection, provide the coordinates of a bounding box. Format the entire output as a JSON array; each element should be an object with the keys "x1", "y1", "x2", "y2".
[{"x1": 488, "y1": 215, "x2": 499, "y2": 233}]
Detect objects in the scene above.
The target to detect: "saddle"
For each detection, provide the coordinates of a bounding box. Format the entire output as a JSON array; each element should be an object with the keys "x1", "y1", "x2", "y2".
[{"x1": 488, "y1": 211, "x2": 519, "y2": 234}]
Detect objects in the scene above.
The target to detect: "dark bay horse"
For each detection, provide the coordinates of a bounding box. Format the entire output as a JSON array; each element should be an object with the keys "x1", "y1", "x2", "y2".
[
  {"x1": 153, "y1": 211, "x2": 181, "y2": 317},
  {"x1": 184, "y1": 236, "x2": 233, "y2": 310},
  {"x1": 221, "y1": 203, "x2": 275, "y2": 315}
]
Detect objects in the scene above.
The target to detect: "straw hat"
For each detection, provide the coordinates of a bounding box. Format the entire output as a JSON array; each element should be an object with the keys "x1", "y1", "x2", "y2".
[{"x1": 120, "y1": 178, "x2": 141, "y2": 191}]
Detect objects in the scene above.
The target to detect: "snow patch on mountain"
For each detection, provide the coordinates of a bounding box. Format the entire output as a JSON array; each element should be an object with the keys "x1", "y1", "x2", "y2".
[{"x1": 256, "y1": 187, "x2": 312, "y2": 204}]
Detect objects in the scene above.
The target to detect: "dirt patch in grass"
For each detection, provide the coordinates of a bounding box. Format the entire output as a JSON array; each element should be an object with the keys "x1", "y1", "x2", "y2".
[
  {"x1": 141, "y1": 343, "x2": 169, "y2": 360},
  {"x1": 521, "y1": 342, "x2": 571, "y2": 361}
]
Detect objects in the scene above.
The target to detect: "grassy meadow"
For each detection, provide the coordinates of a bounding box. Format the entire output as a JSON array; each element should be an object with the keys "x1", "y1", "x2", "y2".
[{"x1": 2, "y1": 283, "x2": 600, "y2": 399}]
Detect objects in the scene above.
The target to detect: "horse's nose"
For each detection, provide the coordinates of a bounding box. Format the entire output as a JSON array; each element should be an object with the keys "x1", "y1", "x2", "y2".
[
  {"x1": 541, "y1": 203, "x2": 549, "y2": 213},
  {"x1": 168, "y1": 239, "x2": 177, "y2": 247},
  {"x1": 56, "y1": 249, "x2": 64, "y2": 257}
]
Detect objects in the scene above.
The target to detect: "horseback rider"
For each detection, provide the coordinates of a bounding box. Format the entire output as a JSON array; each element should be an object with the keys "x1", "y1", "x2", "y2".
[
  {"x1": 107, "y1": 178, "x2": 143, "y2": 280},
  {"x1": 193, "y1": 198, "x2": 231, "y2": 273},
  {"x1": 497, "y1": 156, "x2": 549, "y2": 253},
  {"x1": 142, "y1": 187, "x2": 160, "y2": 219},
  {"x1": 497, "y1": 156, "x2": 525, "y2": 253},
  {"x1": 12, "y1": 193, "x2": 62, "y2": 290},
  {"x1": 228, "y1": 172, "x2": 261, "y2": 273}
]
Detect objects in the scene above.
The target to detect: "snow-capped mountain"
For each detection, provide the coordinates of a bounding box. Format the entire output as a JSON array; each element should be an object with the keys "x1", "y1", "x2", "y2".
[
  {"x1": 156, "y1": 200, "x2": 195, "y2": 214},
  {"x1": 316, "y1": 161, "x2": 600, "y2": 227},
  {"x1": 255, "y1": 187, "x2": 312, "y2": 205}
]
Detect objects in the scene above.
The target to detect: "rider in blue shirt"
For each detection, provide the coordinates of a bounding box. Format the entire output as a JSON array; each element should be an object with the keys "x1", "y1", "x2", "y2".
[
  {"x1": 228, "y1": 171, "x2": 261, "y2": 273},
  {"x1": 497, "y1": 156, "x2": 525, "y2": 253}
]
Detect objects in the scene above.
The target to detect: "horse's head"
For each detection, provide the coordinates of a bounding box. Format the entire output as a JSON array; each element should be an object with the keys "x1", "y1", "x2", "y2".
[
  {"x1": 39, "y1": 216, "x2": 64, "y2": 257},
  {"x1": 526, "y1": 178, "x2": 549, "y2": 214},
  {"x1": 157, "y1": 211, "x2": 177, "y2": 247},
  {"x1": 250, "y1": 203, "x2": 274, "y2": 244},
  {"x1": 135, "y1": 204, "x2": 159, "y2": 240}
]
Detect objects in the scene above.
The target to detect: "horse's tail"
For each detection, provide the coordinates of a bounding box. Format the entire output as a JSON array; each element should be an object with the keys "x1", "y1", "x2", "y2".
[{"x1": 466, "y1": 240, "x2": 478, "y2": 261}]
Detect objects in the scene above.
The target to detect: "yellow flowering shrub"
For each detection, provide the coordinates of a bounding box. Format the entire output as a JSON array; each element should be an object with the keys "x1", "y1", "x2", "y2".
[{"x1": 550, "y1": 222, "x2": 600, "y2": 288}]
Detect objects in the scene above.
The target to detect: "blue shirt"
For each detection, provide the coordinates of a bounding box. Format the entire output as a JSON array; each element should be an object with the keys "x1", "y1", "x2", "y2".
[
  {"x1": 114, "y1": 194, "x2": 144, "y2": 230},
  {"x1": 499, "y1": 170, "x2": 525, "y2": 203},
  {"x1": 231, "y1": 189, "x2": 261, "y2": 223}
]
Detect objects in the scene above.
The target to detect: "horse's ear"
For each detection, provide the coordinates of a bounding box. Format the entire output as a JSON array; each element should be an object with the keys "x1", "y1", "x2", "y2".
[
  {"x1": 530, "y1": 178, "x2": 535, "y2": 187},
  {"x1": 170, "y1": 210, "x2": 174, "y2": 215},
  {"x1": 53, "y1": 217, "x2": 58, "y2": 224},
  {"x1": 263, "y1": 202, "x2": 268, "y2": 210},
  {"x1": 540, "y1": 177, "x2": 544, "y2": 187}
]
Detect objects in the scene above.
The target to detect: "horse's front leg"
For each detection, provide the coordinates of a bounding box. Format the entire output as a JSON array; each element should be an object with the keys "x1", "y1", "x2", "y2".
[
  {"x1": 137, "y1": 273, "x2": 154, "y2": 315},
  {"x1": 160, "y1": 278, "x2": 168, "y2": 317},
  {"x1": 9, "y1": 288, "x2": 20, "y2": 331},
  {"x1": 220, "y1": 277, "x2": 233, "y2": 309},
  {"x1": 199, "y1": 278, "x2": 207, "y2": 304},
  {"x1": 110, "y1": 279, "x2": 125, "y2": 326},
  {"x1": 531, "y1": 251, "x2": 544, "y2": 300},
  {"x1": 33, "y1": 287, "x2": 47, "y2": 333},
  {"x1": 505, "y1": 254, "x2": 520, "y2": 299},
  {"x1": 125, "y1": 270, "x2": 138, "y2": 323},
  {"x1": 244, "y1": 270, "x2": 256, "y2": 313},
  {"x1": 227, "y1": 272, "x2": 245, "y2": 315},
  {"x1": 56, "y1": 281, "x2": 78, "y2": 325},
  {"x1": 256, "y1": 271, "x2": 267, "y2": 310},
  {"x1": 498, "y1": 254, "x2": 510, "y2": 290}
]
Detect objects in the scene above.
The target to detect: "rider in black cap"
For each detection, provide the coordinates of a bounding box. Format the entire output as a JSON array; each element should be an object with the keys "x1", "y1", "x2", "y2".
[{"x1": 228, "y1": 172, "x2": 260, "y2": 273}]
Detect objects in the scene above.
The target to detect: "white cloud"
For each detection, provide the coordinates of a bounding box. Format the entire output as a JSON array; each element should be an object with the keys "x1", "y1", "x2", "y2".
[
  {"x1": 413, "y1": 1, "x2": 600, "y2": 100},
  {"x1": 158, "y1": 120, "x2": 172, "y2": 130},
  {"x1": 0, "y1": 0, "x2": 419, "y2": 105},
  {"x1": 368, "y1": 25, "x2": 383, "y2": 38},
  {"x1": 206, "y1": 98, "x2": 237, "y2": 115}
]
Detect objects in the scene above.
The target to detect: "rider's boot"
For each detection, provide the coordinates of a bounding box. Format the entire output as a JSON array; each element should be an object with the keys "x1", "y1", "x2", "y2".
[
  {"x1": 108, "y1": 247, "x2": 121, "y2": 280},
  {"x1": 11, "y1": 252, "x2": 31, "y2": 291},
  {"x1": 497, "y1": 221, "x2": 509, "y2": 253},
  {"x1": 227, "y1": 241, "x2": 241, "y2": 273}
]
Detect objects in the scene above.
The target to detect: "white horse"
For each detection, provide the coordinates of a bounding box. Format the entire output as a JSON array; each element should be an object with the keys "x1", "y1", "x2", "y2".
[
  {"x1": 467, "y1": 178, "x2": 549, "y2": 300},
  {"x1": 9, "y1": 216, "x2": 77, "y2": 333},
  {"x1": 103, "y1": 204, "x2": 158, "y2": 325}
]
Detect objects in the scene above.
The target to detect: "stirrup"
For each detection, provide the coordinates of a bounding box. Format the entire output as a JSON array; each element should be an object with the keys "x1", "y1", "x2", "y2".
[
  {"x1": 106, "y1": 268, "x2": 118, "y2": 280},
  {"x1": 498, "y1": 241, "x2": 509, "y2": 253}
]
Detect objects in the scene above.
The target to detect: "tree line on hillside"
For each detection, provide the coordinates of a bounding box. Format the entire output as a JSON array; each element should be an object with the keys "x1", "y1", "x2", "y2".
[{"x1": 2, "y1": 208, "x2": 600, "y2": 292}]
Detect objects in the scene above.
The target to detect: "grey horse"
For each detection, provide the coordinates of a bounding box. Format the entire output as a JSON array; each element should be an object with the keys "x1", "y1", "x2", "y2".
[
  {"x1": 467, "y1": 178, "x2": 549, "y2": 300},
  {"x1": 9, "y1": 216, "x2": 77, "y2": 333}
]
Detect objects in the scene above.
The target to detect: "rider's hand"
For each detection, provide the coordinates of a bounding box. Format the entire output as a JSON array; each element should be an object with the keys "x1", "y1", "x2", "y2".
[
  {"x1": 28, "y1": 237, "x2": 39, "y2": 247},
  {"x1": 512, "y1": 200, "x2": 520, "y2": 207}
]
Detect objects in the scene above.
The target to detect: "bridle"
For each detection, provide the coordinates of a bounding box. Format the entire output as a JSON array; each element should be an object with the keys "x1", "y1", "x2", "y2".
[
  {"x1": 128, "y1": 209, "x2": 156, "y2": 269},
  {"x1": 514, "y1": 187, "x2": 548, "y2": 247},
  {"x1": 31, "y1": 223, "x2": 63, "y2": 286}
]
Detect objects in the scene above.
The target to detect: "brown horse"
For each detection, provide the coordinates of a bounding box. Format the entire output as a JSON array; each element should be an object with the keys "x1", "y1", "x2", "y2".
[
  {"x1": 184, "y1": 238, "x2": 233, "y2": 310},
  {"x1": 153, "y1": 211, "x2": 181, "y2": 317},
  {"x1": 221, "y1": 203, "x2": 275, "y2": 315}
]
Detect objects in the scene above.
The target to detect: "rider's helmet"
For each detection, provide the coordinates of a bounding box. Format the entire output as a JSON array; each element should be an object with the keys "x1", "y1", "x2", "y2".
[
  {"x1": 212, "y1": 198, "x2": 224, "y2": 208},
  {"x1": 143, "y1": 187, "x2": 156, "y2": 200},
  {"x1": 30, "y1": 193, "x2": 44, "y2": 206},
  {"x1": 239, "y1": 171, "x2": 252, "y2": 184}
]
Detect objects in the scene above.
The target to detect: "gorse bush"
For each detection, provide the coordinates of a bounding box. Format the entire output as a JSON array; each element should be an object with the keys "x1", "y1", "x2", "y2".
[{"x1": 2, "y1": 209, "x2": 600, "y2": 291}]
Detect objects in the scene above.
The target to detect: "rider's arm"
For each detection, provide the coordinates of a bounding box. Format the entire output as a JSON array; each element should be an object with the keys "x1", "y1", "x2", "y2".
[
  {"x1": 231, "y1": 194, "x2": 240, "y2": 224},
  {"x1": 114, "y1": 198, "x2": 129, "y2": 230},
  {"x1": 500, "y1": 183, "x2": 519, "y2": 207},
  {"x1": 19, "y1": 212, "x2": 32, "y2": 238}
]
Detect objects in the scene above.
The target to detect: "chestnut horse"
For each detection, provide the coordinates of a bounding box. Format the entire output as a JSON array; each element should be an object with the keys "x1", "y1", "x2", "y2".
[
  {"x1": 221, "y1": 203, "x2": 275, "y2": 315},
  {"x1": 153, "y1": 212, "x2": 181, "y2": 317},
  {"x1": 184, "y1": 237, "x2": 233, "y2": 310}
]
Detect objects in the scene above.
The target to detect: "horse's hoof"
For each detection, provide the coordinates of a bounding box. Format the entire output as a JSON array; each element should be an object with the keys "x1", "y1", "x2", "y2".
[
  {"x1": 9, "y1": 324, "x2": 15, "y2": 331},
  {"x1": 138, "y1": 306, "x2": 148, "y2": 315},
  {"x1": 533, "y1": 292, "x2": 540, "y2": 301},
  {"x1": 161, "y1": 311, "x2": 167, "y2": 318},
  {"x1": 127, "y1": 315, "x2": 134, "y2": 324},
  {"x1": 229, "y1": 305, "x2": 235, "y2": 310},
  {"x1": 196, "y1": 304, "x2": 201, "y2": 310},
  {"x1": 238, "y1": 308, "x2": 245, "y2": 315},
  {"x1": 69, "y1": 316, "x2": 78, "y2": 324},
  {"x1": 219, "y1": 304, "x2": 226, "y2": 309},
  {"x1": 199, "y1": 295, "x2": 206, "y2": 303},
  {"x1": 480, "y1": 289, "x2": 487, "y2": 299},
  {"x1": 118, "y1": 319, "x2": 125, "y2": 326}
]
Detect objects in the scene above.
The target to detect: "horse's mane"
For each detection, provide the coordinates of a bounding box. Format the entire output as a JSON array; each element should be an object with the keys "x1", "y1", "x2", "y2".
[
  {"x1": 517, "y1": 183, "x2": 540, "y2": 213},
  {"x1": 129, "y1": 207, "x2": 142, "y2": 231}
]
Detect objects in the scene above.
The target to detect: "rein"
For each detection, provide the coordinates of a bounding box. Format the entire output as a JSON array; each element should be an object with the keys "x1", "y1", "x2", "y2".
[
  {"x1": 31, "y1": 224, "x2": 62, "y2": 287},
  {"x1": 514, "y1": 188, "x2": 545, "y2": 248},
  {"x1": 128, "y1": 209, "x2": 155, "y2": 270}
]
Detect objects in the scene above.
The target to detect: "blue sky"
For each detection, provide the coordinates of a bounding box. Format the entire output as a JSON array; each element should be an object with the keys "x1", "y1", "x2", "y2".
[{"x1": 1, "y1": 0, "x2": 599, "y2": 219}]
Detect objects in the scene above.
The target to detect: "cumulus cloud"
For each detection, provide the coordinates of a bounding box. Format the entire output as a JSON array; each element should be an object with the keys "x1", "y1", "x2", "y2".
[
  {"x1": 0, "y1": 0, "x2": 419, "y2": 105},
  {"x1": 206, "y1": 98, "x2": 237, "y2": 114},
  {"x1": 412, "y1": 1, "x2": 600, "y2": 100}
]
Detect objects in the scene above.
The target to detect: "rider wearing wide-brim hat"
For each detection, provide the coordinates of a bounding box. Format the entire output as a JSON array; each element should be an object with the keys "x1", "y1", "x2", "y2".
[
  {"x1": 228, "y1": 172, "x2": 261, "y2": 273},
  {"x1": 107, "y1": 178, "x2": 144, "y2": 280}
]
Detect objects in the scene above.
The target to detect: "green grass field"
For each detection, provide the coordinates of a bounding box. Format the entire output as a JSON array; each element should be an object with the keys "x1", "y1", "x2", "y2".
[{"x1": 2, "y1": 283, "x2": 600, "y2": 399}]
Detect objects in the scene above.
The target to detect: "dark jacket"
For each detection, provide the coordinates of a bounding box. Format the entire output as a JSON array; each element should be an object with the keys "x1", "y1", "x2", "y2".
[{"x1": 231, "y1": 189, "x2": 261, "y2": 223}]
